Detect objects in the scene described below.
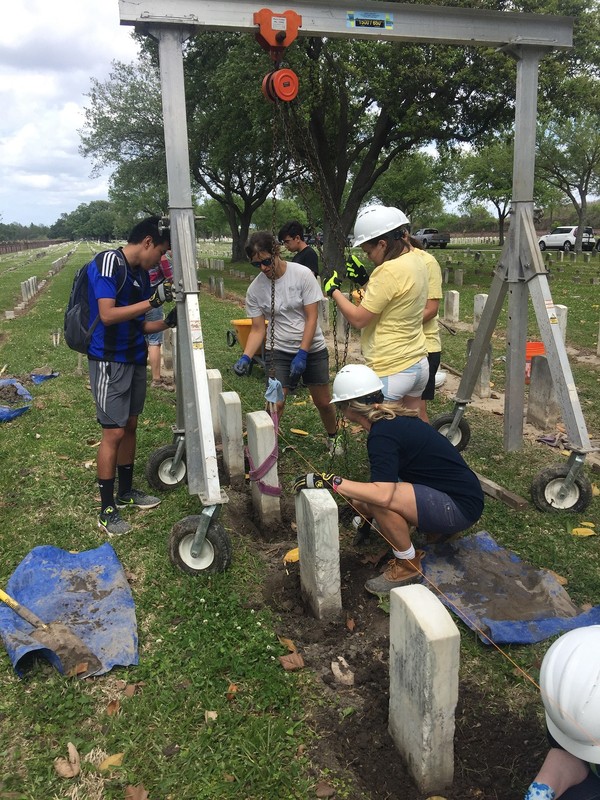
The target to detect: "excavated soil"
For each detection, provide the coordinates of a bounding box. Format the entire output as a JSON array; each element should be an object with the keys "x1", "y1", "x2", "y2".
[{"x1": 223, "y1": 488, "x2": 545, "y2": 800}]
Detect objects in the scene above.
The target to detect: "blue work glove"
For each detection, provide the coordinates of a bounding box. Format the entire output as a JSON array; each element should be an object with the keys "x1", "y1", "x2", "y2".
[
  {"x1": 289, "y1": 348, "x2": 308, "y2": 380},
  {"x1": 293, "y1": 472, "x2": 340, "y2": 493},
  {"x1": 149, "y1": 280, "x2": 173, "y2": 308},
  {"x1": 345, "y1": 255, "x2": 369, "y2": 286},
  {"x1": 324, "y1": 271, "x2": 343, "y2": 297},
  {"x1": 164, "y1": 308, "x2": 177, "y2": 328},
  {"x1": 233, "y1": 354, "x2": 252, "y2": 376}
]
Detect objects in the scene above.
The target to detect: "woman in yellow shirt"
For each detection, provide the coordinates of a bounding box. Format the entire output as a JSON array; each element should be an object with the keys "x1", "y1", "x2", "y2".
[{"x1": 325, "y1": 205, "x2": 429, "y2": 412}]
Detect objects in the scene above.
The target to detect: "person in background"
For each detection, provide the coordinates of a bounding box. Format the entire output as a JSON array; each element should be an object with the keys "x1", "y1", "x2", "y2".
[
  {"x1": 524, "y1": 626, "x2": 600, "y2": 800},
  {"x1": 146, "y1": 249, "x2": 174, "y2": 391},
  {"x1": 86, "y1": 216, "x2": 177, "y2": 537},
  {"x1": 293, "y1": 364, "x2": 484, "y2": 594},
  {"x1": 278, "y1": 220, "x2": 319, "y2": 278},
  {"x1": 233, "y1": 231, "x2": 340, "y2": 455},
  {"x1": 324, "y1": 205, "x2": 429, "y2": 413},
  {"x1": 405, "y1": 233, "x2": 443, "y2": 423}
]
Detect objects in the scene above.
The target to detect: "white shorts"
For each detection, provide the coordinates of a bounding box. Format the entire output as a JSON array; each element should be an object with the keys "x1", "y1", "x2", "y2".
[{"x1": 380, "y1": 356, "x2": 429, "y2": 400}]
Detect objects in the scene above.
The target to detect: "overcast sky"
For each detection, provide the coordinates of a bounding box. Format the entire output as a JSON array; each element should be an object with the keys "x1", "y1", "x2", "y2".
[{"x1": 0, "y1": 1, "x2": 141, "y2": 227}]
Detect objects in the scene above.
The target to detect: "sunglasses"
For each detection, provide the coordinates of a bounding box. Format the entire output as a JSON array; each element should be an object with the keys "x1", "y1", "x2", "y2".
[{"x1": 250, "y1": 257, "x2": 273, "y2": 269}]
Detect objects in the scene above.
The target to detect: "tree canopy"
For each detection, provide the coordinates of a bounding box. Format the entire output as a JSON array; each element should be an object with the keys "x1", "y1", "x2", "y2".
[
  {"x1": 536, "y1": 112, "x2": 600, "y2": 249},
  {"x1": 76, "y1": 0, "x2": 600, "y2": 261}
]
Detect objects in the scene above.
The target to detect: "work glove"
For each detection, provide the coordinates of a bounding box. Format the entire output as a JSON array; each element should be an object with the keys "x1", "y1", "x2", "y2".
[
  {"x1": 164, "y1": 308, "x2": 177, "y2": 328},
  {"x1": 345, "y1": 255, "x2": 369, "y2": 287},
  {"x1": 289, "y1": 348, "x2": 308, "y2": 380},
  {"x1": 324, "y1": 271, "x2": 343, "y2": 298},
  {"x1": 149, "y1": 280, "x2": 174, "y2": 308},
  {"x1": 233, "y1": 354, "x2": 252, "y2": 376},
  {"x1": 293, "y1": 472, "x2": 339, "y2": 493}
]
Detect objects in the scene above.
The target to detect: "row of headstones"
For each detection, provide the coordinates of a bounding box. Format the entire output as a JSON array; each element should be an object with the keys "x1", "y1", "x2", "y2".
[
  {"x1": 545, "y1": 249, "x2": 598, "y2": 264},
  {"x1": 4, "y1": 249, "x2": 75, "y2": 320},
  {"x1": 204, "y1": 370, "x2": 457, "y2": 795},
  {"x1": 442, "y1": 290, "x2": 598, "y2": 427},
  {"x1": 198, "y1": 257, "x2": 226, "y2": 270},
  {"x1": 5, "y1": 276, "x2": 47, "y2": 319},
  {"x1": 206, "y1": 274, "x2": 226, "y2": 298},
  {"x1": 442, "y1": 255, "x2": 600, "y2": 287}
]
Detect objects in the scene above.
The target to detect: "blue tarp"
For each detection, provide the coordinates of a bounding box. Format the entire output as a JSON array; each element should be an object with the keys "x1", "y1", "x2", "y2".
[
  {"x1": 423, "y1": 530, "x2": 600, "y2": 645},
  {"x1": 30, "y1": 371, "x2": 59, "y2": 384},
  {"x1": 0, "y1": 379, "x2": 32, "y2": 422},
  {"x1": 0, "y1": 543, "x2": 138, "y2": 676}
]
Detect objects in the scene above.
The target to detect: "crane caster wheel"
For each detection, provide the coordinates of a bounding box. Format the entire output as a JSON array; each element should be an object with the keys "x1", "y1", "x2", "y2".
[
  {"x1": 530, "y1": 464, "x2": 593, "y2": 513},
  {"x1": 431, "y1": 413, "x2": 471, "y2": 451},
  {"x1": 168, "y1": 515, "x2": 232, "y2": 575},
  {"x1": 145, "y1": 444, "x2": 187, "y2": 492}
]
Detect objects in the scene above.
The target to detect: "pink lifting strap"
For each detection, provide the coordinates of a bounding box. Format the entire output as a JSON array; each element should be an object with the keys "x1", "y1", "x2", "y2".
[{"x1": 245, "y1": 411, "x2": 281, "y2": 496}]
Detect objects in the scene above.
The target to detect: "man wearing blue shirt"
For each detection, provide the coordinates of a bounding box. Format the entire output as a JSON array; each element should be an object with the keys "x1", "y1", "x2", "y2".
[{"x1": 86, "y1": 216, "x2": 175, "y2": 536}]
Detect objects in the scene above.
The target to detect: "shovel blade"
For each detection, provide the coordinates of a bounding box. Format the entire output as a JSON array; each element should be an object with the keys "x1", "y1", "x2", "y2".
[{"x1": 32, "y1": 623, "x2": 102, "y2": 678}]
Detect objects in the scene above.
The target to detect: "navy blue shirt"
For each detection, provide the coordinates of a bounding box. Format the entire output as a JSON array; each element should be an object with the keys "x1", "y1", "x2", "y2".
[
  {"x1": 87, "y1": 248, "x2": 151, "y2": 365},
  {"x1": 367, "y1": 415, "x2": 484, "y2": 522}
]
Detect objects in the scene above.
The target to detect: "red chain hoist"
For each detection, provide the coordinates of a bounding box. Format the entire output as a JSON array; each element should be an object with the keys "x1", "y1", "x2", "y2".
[{"x1": 254, "y1": 8, "x2": 302, "y2": 102}]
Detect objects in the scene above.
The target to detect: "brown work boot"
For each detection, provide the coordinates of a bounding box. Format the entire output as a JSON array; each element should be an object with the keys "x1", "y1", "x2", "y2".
[{"x1": 364, "y1": 550, "x2": 425, "y2": 595}]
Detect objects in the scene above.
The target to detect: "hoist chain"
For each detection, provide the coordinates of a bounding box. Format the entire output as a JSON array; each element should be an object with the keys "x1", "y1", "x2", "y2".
[
  {"x1": 276, "y1": 101, "x2": 352, "y2": 375},
  {"x1": 268, "y1": 100, "x2": 280, "y2": 378}
]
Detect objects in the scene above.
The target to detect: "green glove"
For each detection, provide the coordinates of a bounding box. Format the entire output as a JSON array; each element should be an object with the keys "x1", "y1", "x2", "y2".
[
  {"x1": 149, "y1": 280, "x2": 174, "y2": 308},
  {"x1": 345, "y1": 255, "x2": 369, "y2": 287},
  {"x1": 293, "y1": 472, "x2": 340, "y2": 492},
  {"x1": 324, "y1": 272, "x2": 342, "y2": 298}
]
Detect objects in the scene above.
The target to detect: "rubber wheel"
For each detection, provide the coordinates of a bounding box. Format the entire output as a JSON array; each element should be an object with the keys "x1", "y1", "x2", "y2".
[
  {"x1": 421, "y1": 239, "x2": 429, "y2": 249},
  {"x1": 168, "y1": 515, "x2": 232, "y2": 575},
  {"x1": 431, "y1": 413, "x2": 471, "y2": 451},
  {"x1": 145, "y1": 444, "x2": 187, "y2": 492},
  {"x1": 439, "y1": 243, "x2": 448, "y2": 249},
  {"x1": 530, "y1": 464, "x2": 593, "y2": 513},
  {"x1": 563, "y1": 241, "x2": 572, "y2": 252},
  {"x1": 539, "y1": 241, "x2": 546, "y2": 251}
]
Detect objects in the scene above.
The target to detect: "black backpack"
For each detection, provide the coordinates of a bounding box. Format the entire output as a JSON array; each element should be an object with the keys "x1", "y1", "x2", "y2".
[{"x1": 64, "y1": 256, "x2": 127, "y2": 354}]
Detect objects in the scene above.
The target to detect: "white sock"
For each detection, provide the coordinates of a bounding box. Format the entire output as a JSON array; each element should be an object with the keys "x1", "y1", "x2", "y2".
[{"x1": 393, "y1": 545, "x2": 416, "y2": 560}]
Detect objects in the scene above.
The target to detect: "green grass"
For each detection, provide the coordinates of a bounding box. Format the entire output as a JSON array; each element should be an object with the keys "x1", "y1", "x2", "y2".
[
  {"x1": 0, "y1": 246, "x2": 313, "y2": 799},
  {"x1": 0, "y1": 241, "x2": 599, "y2": 798}
]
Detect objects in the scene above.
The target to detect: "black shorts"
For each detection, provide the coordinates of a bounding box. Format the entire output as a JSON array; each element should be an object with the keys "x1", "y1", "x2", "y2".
[
  {"x1": 421, "y1": 351, "x2": 441, "y2": 400},
  {"x1": 266, "y1": 348, "x2": 330, "y2": 391}
]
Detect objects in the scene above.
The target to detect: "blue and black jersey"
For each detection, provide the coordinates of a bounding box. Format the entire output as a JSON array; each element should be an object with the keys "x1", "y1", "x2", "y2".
[{"x1": 87, "y1": 248, "x2": 151, "y2": 365}]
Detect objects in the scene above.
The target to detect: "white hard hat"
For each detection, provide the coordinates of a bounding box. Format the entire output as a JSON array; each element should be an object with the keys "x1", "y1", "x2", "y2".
[
  {"x1": 352, "y1": 205, "x2": 410, "y2": 247},
  {"x1": 331, "y1": 364, "x2": 384, "y2": 404},
  {"x1": 540, "y1": 625, "x2": 600, "y2": 762}
]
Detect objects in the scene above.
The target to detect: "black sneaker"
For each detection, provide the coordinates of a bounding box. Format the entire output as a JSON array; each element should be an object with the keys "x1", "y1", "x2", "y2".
[
  {"x1": 116, "y1": 488, "x2": 161, "y2": 510},
  {"x1": 98, "y1": 506, "x2": 132, "y2": 537}
]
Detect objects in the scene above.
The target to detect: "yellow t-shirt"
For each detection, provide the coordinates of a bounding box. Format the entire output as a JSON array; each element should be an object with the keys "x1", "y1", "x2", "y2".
[
  {"x1": 418, "y1": 249, "x2": 443, "y2": 354},
  {"x1": 360, "y1": 251, "x2": 429, "y2": 376}
]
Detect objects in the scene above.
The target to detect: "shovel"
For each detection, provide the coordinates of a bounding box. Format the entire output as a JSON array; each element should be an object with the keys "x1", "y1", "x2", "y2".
[{"x1": 0, "y1": 587, "x2": 102, "y2": 677}]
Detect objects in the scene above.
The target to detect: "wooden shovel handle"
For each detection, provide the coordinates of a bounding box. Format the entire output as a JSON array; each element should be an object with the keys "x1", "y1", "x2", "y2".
[{"x1": 0, "y1": 588, "x2": 45, "y2": 629}]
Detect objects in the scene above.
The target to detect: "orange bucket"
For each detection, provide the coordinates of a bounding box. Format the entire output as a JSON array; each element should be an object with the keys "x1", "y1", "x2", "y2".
[
  {"x1": 230, "y1": 319, "x2": 267, "y2": 351},
  {"x1": 525, "y1": 341, "x2": 545, "y2": 383}
]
